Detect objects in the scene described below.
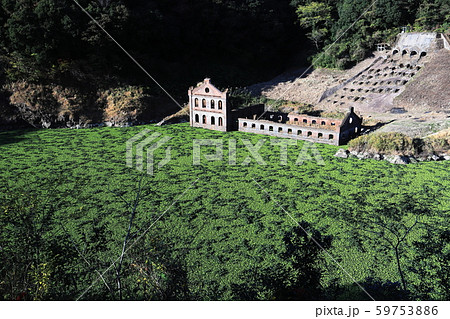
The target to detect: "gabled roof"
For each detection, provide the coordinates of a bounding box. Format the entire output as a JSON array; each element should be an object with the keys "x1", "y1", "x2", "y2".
[
  {"x1": 340, "y1": 107, "x2": 361, "y2": 127},
  {"x1": 188, "y1": 78, "x2": 227, "y2": 98}
]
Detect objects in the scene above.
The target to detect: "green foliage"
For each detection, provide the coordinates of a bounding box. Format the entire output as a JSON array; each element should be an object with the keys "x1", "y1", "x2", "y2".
[
  {"x1": 412, "y1": 228, "x2": 450, "y2": 300},
  {"x1": 296, "y1": 0, "x2": 450, "y2": 69},
  {"x1": 296, "y1": 2, "x2": 332, "y2": 49},
  {"x1": 0, "y1": 124, "x2": 449, "y2": 300},
  {"x1": 414, "y1": 0, "x2": 450, "y2": 31},
  {"x1": 228, "y1": 87, "x2": 267, "y2": 109}
]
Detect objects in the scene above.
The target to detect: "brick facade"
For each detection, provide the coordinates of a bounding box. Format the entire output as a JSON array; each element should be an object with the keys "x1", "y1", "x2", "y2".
[
  {"x1": 189, "y1": 79, "x2": 363, "y2": 145},
  {"x1": 188, "y1": 78, "x2": 229, "y2": 132}
]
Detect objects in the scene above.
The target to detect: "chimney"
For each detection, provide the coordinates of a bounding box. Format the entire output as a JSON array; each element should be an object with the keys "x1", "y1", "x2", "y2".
[
  {"x1": 204, "y1": 78, "x2": 211, "y2": 84},
  {"x1": 349, "y1": 106, "x2": 354, "y2": 113}
]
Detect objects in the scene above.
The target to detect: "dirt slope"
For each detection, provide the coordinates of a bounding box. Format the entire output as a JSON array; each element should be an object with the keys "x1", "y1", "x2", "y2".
[{"x1": 394, "y1": 50, "x2": 450, "y2": 112}]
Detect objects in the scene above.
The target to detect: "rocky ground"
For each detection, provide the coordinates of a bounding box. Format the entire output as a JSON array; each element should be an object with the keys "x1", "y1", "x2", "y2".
[{"x1": 334, "y1": 148, "x2": 450, "y2": 165}]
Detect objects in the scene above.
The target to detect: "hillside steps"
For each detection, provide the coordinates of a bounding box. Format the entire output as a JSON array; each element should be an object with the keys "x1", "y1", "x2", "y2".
[{"x1": 316, "y1": 52, "x2": 427, "y2": 113}]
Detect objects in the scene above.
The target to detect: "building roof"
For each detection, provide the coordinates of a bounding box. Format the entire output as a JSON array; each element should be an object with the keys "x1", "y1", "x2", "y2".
[{"x1": 188, "y1": 78, "x2": 227, "y2": 98}]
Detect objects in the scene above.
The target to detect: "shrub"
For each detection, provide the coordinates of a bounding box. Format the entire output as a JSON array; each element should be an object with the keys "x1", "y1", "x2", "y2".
[
  {"x1": 424, "y1": 129, "x2": 450, "y2": 154},
  {"x1": 349, "y1": 130, "x2": 450, "y2": 156},
  {"x1": 100, "y1": 86, "x2": 152, "y2": 123},
  {"x1": 349, "y1": 132, "x2": 415, "y2": 155}
]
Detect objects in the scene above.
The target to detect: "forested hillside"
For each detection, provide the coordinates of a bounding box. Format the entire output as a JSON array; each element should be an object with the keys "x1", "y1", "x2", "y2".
[
  {"x1": 0, "y1": 0, "x2": 448, "y2": 128},
  {"x1": 295, "y1": 0, "x2": 450, "y2": 68}
]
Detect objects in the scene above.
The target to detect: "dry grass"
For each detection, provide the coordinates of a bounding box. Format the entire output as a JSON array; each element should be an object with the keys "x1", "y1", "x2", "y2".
[{"x1": 349, "y1": 130, "x2": 450, "y2": 156}]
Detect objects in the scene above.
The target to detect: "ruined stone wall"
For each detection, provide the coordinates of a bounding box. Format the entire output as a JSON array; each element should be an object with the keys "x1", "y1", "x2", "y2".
[
  {"x1": 230, "y1": 104, "x2": 265, "y2": 130},
  {"x1": 287, "y1": 114, "x2": 342, "y2": 128},
  {"x1": 259, "y1": 111, "x2": 290, "y2": 123},
  {"x1": 237, "y1": 118, "x2": 340, "y2": 145},
  {"x1": 318, "y1": 57, "x2": 382, "y2": 103}
]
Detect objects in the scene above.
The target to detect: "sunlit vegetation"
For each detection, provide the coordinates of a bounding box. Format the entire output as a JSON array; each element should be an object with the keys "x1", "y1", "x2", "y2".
[{"x1": 1, "y1": 123, "x2": 449, "y2": 300}]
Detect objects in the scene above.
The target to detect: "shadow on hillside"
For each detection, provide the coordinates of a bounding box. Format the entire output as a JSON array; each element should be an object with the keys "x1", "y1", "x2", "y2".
[
  {"x1": 322, "y1": 278, "x2": 411, "y2": 301},
  {"x1": 247, "y1": 66, "x2": 314, "y2": 96},
  {"x1": 228, "y1": 277, "x2": 410, "y2": 301},
  {"x1": 361, "y1": 120, "x2": 396, "y2": 135},
  {"x1": 0, "y1": 129, "x2": 35, "y2": 147}
]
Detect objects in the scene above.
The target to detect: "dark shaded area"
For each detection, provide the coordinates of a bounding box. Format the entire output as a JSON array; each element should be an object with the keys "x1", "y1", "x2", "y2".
[
  {"x1": 324, "y1": 278, "x2": 410, "y2": 301},
  {"x1": 360, "y1": 120, "x2": 395, "y2": 135},
  {"x1": 0, "y1": 128, "x2": 35, "y2": 146},
  {"x1": 0, "y1": 0, "x2": 308, "y2": 129},
  {"x1": 0, "y1": 0, "x2": 306, "y2": 94}
]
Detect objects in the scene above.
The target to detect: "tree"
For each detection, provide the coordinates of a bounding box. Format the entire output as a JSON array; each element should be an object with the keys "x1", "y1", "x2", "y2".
[
  {"x1": 414, "y1": 0, "x2": 450, "y2": 31},
  {"x1": 340, "y1": 190, "x2": 433, "y2": 292},
  {"x1": 296, "y1": 2, "x2": 332, "y2": 50},
  {"x1": 229, "y1": 222, "x2": 330, "y2": 300}
]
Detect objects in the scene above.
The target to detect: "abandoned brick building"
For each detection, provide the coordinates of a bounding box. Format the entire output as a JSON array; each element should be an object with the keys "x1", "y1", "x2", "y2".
[
  {"x1": 188, "y1": 32, "x2": 449, "y2": 145},
  {"x1": 188, "y1": 78, "x2": 362, "y2": 145}
]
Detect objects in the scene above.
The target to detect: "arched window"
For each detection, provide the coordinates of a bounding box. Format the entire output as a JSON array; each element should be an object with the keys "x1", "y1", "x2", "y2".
[
  {"x1": 260, "y1": 125, "x2": 264, "y2": 130},
  {"x1": 297, "y1": 130, "x2": 302, "y2": 135},
  {"x1": 202, "y1": 115, "x2": 206, "y2": 124},
  {"x1": 278, "y1": 127, "x2": 283, "y2": 133},
  {"x1": 243, "y1": 122, "x2": 248, "y2": 127},
  {"x1": 251, "y1": 123, "x2": 256, "y2": 128},
  {"x1": 211, "y1": 100, "x2": 215, "y2": 109},
  {"x1": 329, "y1": 134, "x2": 334, "y2": 140},
  {"x1": 294, "y1": 118, "x2": 298, "y2": 122},
  {"x1": 195, "y1": 114, "x2": 199, "y2": 123},
  {"x1": 307, "y1": 131, "x2": 312, "y2": 137},
  {"x1": 318, "y1": 133, "x2": 323, "y2": 138},
  {"x1": 312, "y1": 120, "x2": 317, "y2": 124},
  {"x1": 218, "y1": 101, "x2": 223, "y2": 110},
  {"x1": 321, "y1": 121, "x2": 326, "y2": 125},
  {"x1": 288, "y1": 128, "x2": 292, "y2": 134},
  {"x1": 218, "y1": 117, "x2": 223, "y2": 126},
  {"x1": 303, "y1": 119, "x2": 307, "y2": 123},
  {"x1": 211, "y1": 116, "x2": 215, "y2": 125},
  {"x1": 202, "y1": 99, "x2": 206, "y2": 108},
  {"x1": 269, "y1": 126, "x2": 274, "y2": 132},
  {"x1": 195, "y1": 98, "x2": 199, "y2": 107}
]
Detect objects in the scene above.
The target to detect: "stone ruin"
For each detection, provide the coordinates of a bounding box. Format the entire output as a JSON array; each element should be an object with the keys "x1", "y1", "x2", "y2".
[{"x1": 189, "y1": 78, "x2": 362, "y2": 146}]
